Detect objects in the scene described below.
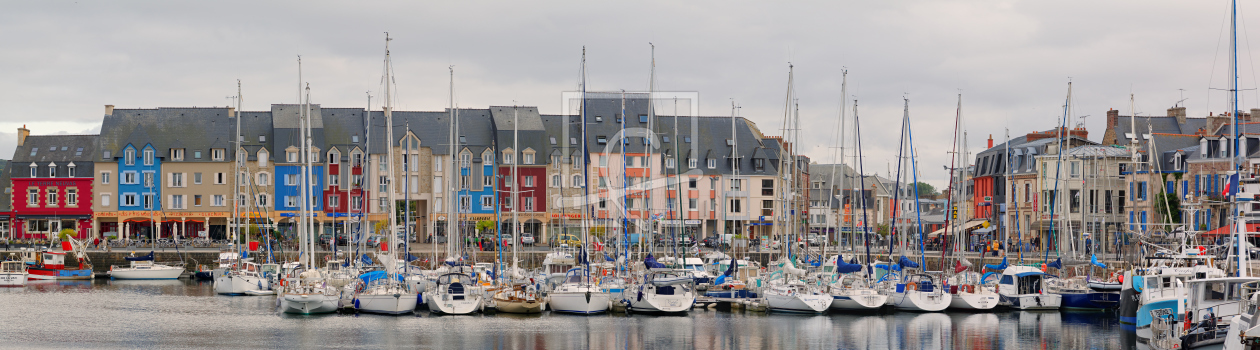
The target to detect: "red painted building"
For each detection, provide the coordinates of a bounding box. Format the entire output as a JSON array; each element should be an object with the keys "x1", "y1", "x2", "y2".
[{"x1": 9, "y1": 131, "x2": 97, "y2": 240}]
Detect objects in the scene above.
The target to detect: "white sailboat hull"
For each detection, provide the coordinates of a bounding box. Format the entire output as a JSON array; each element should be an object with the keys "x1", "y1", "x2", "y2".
[
  {"x1": 356, "y1": 292, "x2": 419, "y2": 315},
  {"x1": 549, "y1": 291, "x2": 611, "y2": 314},
  {"x1": 623, "y1": 286, "x2": 694, "y2": 313},
  {"x1": 949, "y1": 292, "x2": 999, "y2": 310},
  {"x1": 110, "y1": 265, "x2": 184, "y2": 280},
  {"x1": 426, "y1": 293, "x2": 482, "y2": 315},
  {"x1": 767, "y1": 293, "x2": 832, "y2": 313},
  {"x1": 280, "y1": 293, "x2": 339, "y2": 314},
  {"x1": 829, "y1": 290, "x2": 887, "y2": 310},
  {"x1": 215, "y1": 274, "x2": 269, "y2": 295},
  {"x1": 890, "y1": 290, "x2": 951, "y2": 312}
]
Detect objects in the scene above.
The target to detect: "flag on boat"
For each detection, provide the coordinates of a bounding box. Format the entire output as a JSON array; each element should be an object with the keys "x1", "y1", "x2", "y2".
[{"x1": 1224, "y1": 173, "x2": 1240, "y2": 198}]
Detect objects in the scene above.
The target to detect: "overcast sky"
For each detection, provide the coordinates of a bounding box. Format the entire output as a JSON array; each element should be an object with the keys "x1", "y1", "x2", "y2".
[{"x1": 1, "y1": 1, "x2": 1256, "y2": 188}]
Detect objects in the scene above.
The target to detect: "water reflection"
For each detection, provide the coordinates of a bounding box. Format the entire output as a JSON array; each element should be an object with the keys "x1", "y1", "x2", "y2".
[{"x1": 0, "y1": 280, "x2": 1128, "y2": 349}]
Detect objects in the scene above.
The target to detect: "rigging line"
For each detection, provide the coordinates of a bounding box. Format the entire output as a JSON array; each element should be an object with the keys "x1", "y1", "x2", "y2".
[
  {"x1": 1240, "y1": 6, "x2": 1260, "y2": 110},
  {"x1": 1210, "y1": 3, "x2": 1233, "y2": 114}
]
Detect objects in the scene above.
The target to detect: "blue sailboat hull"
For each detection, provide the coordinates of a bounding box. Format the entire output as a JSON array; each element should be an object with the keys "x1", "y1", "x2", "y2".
[{"x1": 1059, "y1": 291, "x2": 1119, "y2": 310}]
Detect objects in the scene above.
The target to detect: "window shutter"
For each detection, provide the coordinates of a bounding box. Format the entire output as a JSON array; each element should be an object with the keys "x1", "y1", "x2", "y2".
[{"x1": 1129, "y1": 182, "x2": 1134, "y2": 200}]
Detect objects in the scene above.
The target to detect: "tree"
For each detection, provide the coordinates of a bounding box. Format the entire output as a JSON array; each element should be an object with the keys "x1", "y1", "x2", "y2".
[
  {"x1": 1154, "y1": 192, "x2": 1181, "y2": 225},
  {"x1": 915, "y1": 182, "x2": 939, "y2": 197},
  {"x1": 476, "y1": 220, "x2": 496, "y2": 235}
]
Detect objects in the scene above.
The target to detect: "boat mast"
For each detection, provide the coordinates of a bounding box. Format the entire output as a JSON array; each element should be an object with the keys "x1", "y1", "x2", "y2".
[
  {"x1": 363, "y1": 91, "x2": 372, "y2": 266},
  {"x1": 446, "y1": 66, "x2": 456, "y2": 263},
  {"x1": 826, "y1": 70, "x2": 847, "y2": 263},
  {"x1": 383, "y1": 33, "x2": 399, "y2": 263}
]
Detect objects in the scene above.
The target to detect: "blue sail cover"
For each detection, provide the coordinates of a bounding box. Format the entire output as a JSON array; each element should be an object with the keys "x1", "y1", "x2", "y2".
[
  {"x1": 899, "y1": 256, "x2": 920, "y2": 269},
  {"x1": 875, "y1": 263, "x2": 902, "y2": 272},
  {"x1": 984, "y1": 257, "x2": 1008, "y2": 270},
  {"x1": 360, "y1": 255, "x2": 374, "y2": 265},
  {"x1": 834, "y1": 259, "x2": 863, "y2": 274},
  {"x1": 406, "y1": 253, "x2": 420, "y2": 262},
  {"x1": 644, "y1": 254, "x2": 667, "y2": 269},
  {"x1": 125, "y1": 251, "x2": 155, "y2": 261},
  {"x1": 358, "y1": 271, "x2": 404, "y2": 285},
  {"x1": 604, "y1": 254, "x2": 616, "y2": 262},
  {"x1": 1047, "y1": 258, "x2": 1063, "y2": 270},
  {"x1": 1091, "y1": 254, "x2": 1107, "y2": 269}
]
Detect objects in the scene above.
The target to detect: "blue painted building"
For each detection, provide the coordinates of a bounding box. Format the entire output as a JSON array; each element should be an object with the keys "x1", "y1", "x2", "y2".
[
  {"x1": 275, "y1": 164, "x2": 324, "y2": 211},
  {"x1": 117, "y1": 143, "x2": 162, "y2": 211}
]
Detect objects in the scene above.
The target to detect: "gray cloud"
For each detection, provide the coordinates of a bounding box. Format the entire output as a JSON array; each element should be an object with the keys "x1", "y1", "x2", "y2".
[{"x1": 0, "y1": 0, "x2": 1254, "y2": 189}]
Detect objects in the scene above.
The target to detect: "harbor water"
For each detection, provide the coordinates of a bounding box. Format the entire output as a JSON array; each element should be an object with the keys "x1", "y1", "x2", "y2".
[{"x1": 0, "y1": 279, "x2": 1127, "y2": 349}]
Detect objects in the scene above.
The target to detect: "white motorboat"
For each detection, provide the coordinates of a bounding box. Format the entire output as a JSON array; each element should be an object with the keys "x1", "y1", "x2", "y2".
[
  {"x1": 549, "y1": 267, "x2": 611, "y2": 314},
  {"x1": 764, "y1": 280, "x2": 832, "y2": 313},
  {"x1": 996, "y1": 266, "x2": 1061, "y2": 310},
  {"x1": 109, "y1": 253, "x2": 184, "y2": 280},
  {"x1": 622, "y1": 269, "x2": 696, "y2": 314},
  {"x1": 426, "y1": 271, "x2": 482, "y2": 315},
  {"x1": 0, "y1": 261, "x2": 27, "y2": 286},
  {"x1": 889, "y1": 273, "x2": 950, "y2": 312},
  {"x1": 215, "y1": 261, "x2": 270, "y2": 295}
]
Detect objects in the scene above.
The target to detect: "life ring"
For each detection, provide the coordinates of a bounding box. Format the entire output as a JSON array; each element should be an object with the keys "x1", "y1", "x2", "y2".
[
  {"x1": 905, "y1": 283, "x2": 917, "y2": 292},
  {"x1": 1040, "y1": 263, "x2": 1047, "y2": 272}
]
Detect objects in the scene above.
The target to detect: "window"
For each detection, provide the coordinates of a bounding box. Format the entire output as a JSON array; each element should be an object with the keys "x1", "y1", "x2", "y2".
[
  {"x1": 666, "y1": 158, "x2": 676, "y2": 169},
  {"x1": 599, "y1": 199, "x2": 607, "y2": 209},
  {"x1": 101, "y1": 193, "x2": 111, "y2": 207},
  {"x1": 762, "y1": 200, "x2": 775, "y2": 216},
  {"x1": 328, "y1": 195, "x2": 339, "y2": 208},
  {"x1": 351, "y1": 196, "x2": 362, "y2": 211},
  {"x1": 503, "y1": 150, "x2": 514, "y2": 164},
  {"x1": 754, "y1": 158, "x2": 764, "y2": 170},
  {"x1": 285, "y1": 174, "x2": 298, "y2": 186},
  {"x1": 707, "y1": 159, "x2": 717, "y2": 169},
  {"x1": 212, "y1": 195, "x2": 224, "y2": 207},
  {"x1": 730, "y1": 198, "x2": 743, "y2": 213},
  {"x1": 125, "y1": 149, "x2": 135, "y2": 165},
  {"x1": 193, "y1": 172, "x2": 202, "y2": 184},
  {"x1": 285, "y1": 196, "x2": 297, "y2": 207},
  {"x1": 258, "y1": 150, "x2": 269, "y2": 166},
  {"x1": 410, "y1": 176, "x2": 419, "y2": 193},
  {"x1": 68, "y1": 166, "x2": 75, "y2": 178},
  {"x1": 434, "y1": 157, "x2": 443, "y2": 171},
  {"x1": 505, "y1": 176, "x2": 513, "y2": 188},
  {"x1": 48, "y1": 165, "x2": 56, "y2": 178},
  {"x1": 258, "y1": 173, "x2": 270, "y2": 186},
  {"x1": 379, "y1": 155, "x2": 388, "y2": 172},
  {"x1": 143, "y1": 194, "x2": 153, "y2": 209},
  {"x1": 523, "y1": 152, "x2": 534, "y2": 165},
  {"x1": 143, "y1": 149, "x2": 154, "y2": 165},
  {"x1": 689, "y1": 178, "x2": 697, "y2": 188},
  {"x1": 194, "y1": 195, "x2": 202, "y2": 207},
  {"x1": 631, "y1": 156, "x2": 642, "y2": 167},
  {"x1": 597, "y1": 136, "x2": 607, "y2": 144},
  {"x1": 379, "y1": 176, "x2": 388, "y2": 192},
  {"x1": 552, "y1": 154, "x2": 561, "y2": 165},
  {"x1": 461, "y1": 152, "x2": 472, "y2": 168},
  {"x1": 170, "y1": 173, "x2": 185, "y2": 187},
  {"x1": 171, "y1": 195, "x2": 185, "y2": 209},
  {"x1": 523, "y1": 176, "x2": 535, "y2": 187},
  {"x1": 625, "y1": 198, "x2": 635, "y2": 209},
  {"x1": 572, "y1": 175, "x2": 583, "y2": 187},
  {"x1": 27, "y1": 188, "x2": 37, "y2": 206},
  {"x1": 408, "y1": 154, "x2": 418, "y2": 171},
  {"x1": 434, "y1": 177, "x2": 443, "y2": 193},
  {"x1": 287, "y1": 151, "x2": 298, "y2": 163},
  {"x1": 551, "y1": 174, "x2": 562, "y2": 187},
  {"x1": 171, "y1": 148, "x2": 184, "y2": 161},
  {"x1": 461, "y1": 175, "x2": 470, "y2": 189},
  {"x1": 460, "y1": 196, "x2": 471, "y2": 211},
  {"x1": 689, "y1": 198, "x2": 698, "y2": 209},
  {"x1": 123, "y1": 194, "x2": 138, "y2": 207},
  {"x1": 572, "y1": 155, "x2": 581, "y2": 169},
  {"x1": 29, "y1": 165, "x2": 36, "y2": 178},
  {"x1": 330, "y1": 152, "x2": 340, "y2": 165},
  {"x1": 101, "y1": 171, "x2": 111, "y2": 184},
  {"x1": 1105, "y1": 190, "x2": 1113, "y2": 214},
  {"x1": 689, "y1": 158, "x2": 697, "y2": 168},
  {"x1": 600, "y1": 155, "x2": 608, "y2": 167},
  {"x1": 599, "y1": 177, "x2": 607, "y2": 188},
  {"x1": 215, "y1": 172, "x2": 226, "y2": 185},
  {"x1": 256, "y1": 194, "x2": 269, "y2": 207},
  {"x1": 523, "y1": 197, "x2": 535, "y2": 211},
  {"x1": 212, "y1": 149, "x2": 225, "y2": 161},
  {"x1": 730, "y1": 179, "x2": 743, "y2": 191},
  {"x1": 143, "y1": 172, "x2": 154, "y2": 187},
  {"x1": 481, "y1": 196, "x2": 494, "y2": 209},
  {"x1": 762, "y1": 179, "x2": 774, "y2": 196},
  {"x1": 380, "y1": 197, "x2": 389, "y2": 211}
]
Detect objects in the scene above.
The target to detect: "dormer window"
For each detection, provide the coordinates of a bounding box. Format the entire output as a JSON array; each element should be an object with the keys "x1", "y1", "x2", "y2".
[
  {"x1": 726, "y1": 139, "x2": 734, "y2": 146},
  {"x1": 754, "y1": 158, "x2": 765, "y2": 170},
  {"x1": 286, "y1": 150, "x2": 298, "y2": 163},
  {"x1": 143, "y1": 149, "x2": 154, "y2": 165},
  {"x1": 502, "y1": 149, "x2": 515, "y2": 165},
  {"x1": 171, "y1": 148, "x2": 184, "y2": 161},
  {"x1": 212, "y1": 149, "x2": 225, "y2": 161},
  {"x1": 477, "y1": 150, "x2": 489, "y2": 166},
  {"x1": 522, "y1": 150, "x2": 535, "y2": 165},
  {"x1": 689, "y1": 158, "x2": 697, "y2": 168},
  {"x1": 259, "y1": 135, "x2": 266, "y2": 143},
  {"x1": 329, "y1": 151, "x2": 339, "y2": 164},
  {"x1": 707, "y1": 159, "x2": 717, "y2": 169},
  {"x1": 67, "y1": 163, "x2": 76, "y2": 177},
  {"x1": 597, "y1": 136, "x2": 607, "y2": 144},
  {"x1": 29, "y1": 163, "x2": 37, "y2": 178},
  {"x1": 666, "y1": 158, "x2": 676, "y2": 169},
  {"x1": 351, "y1": 135, "x2": 359, "y2": 143},
  {"x1": 595, "y1": 116, "x2": 603, "y2": 122},
  {"x1": 48, "y1": 164, "x2": 56, "y2": 178},
  {"x1": 125, "y1": 148, "x2": 136, "y2": 166},
  {"x1": 1173, "y1": 153, "x2": 1183, "y2": 171},
  {"x1": 258, "y1": 149, "x2": 269, "y2": 167}
]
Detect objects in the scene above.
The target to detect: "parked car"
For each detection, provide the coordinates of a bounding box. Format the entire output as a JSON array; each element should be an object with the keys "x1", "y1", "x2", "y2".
[
  {"x1": 556, "y1": 234, "x2": 581, "y2": 247},
  {"x1": 521, "y1": 233, "x2": 535, "y2": 245},
  {"x1": 806, "y1": 234, "x2": 825, "y2": 247}
]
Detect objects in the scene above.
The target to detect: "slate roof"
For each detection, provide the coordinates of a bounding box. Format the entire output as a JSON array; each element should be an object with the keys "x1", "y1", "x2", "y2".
[
  {"x1": 234, "y1": 111, "x2": 274, "y2": 161},
  {"x1": 490, "y1": 106, "x2": 549, "y2": 165},
  {"x1": 97, "y1": 107, "x2": 233, "y2": 161},
  {"x1": 272, "y1": 104, "x2": 325, "y2": 161},
  {"x1": 16, "y1": 134, "x2": 99, "y2": 164},
  {"x1": 1114, "y1": 116, "x2": 1208, "y2": 145}
]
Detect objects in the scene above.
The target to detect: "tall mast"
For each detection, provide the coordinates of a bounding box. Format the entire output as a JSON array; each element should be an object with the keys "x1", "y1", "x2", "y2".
[
  {"x1": 511, "y1": 106, "x2": 520, "y2": 275},
  {"x1": 578, "y1": 47, "x2": 593, "y2": 280},
  {"x1": 1231, "y1": 0, "x2": 1247, "y2": 276},
  {"x1": 383, "y1": 33, "x2": 399, "y2": 261},
  {"x1": 233, "y1": 80, "x2": 243, "y2": 255},
  {"x1": 826, "y1": 70, "x2": 847, "y2": 261},
  {"x1": 446, "y1": 66, "x2": 455, "y2": 264},
  {"x1": 364, "y1": 91, "x2": 372, "y2": 265}
]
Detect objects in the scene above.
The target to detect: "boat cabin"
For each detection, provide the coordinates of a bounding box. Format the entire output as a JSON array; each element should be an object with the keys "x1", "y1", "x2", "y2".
[
  {"x1": 999, "y1": 266, "x2": 1047, "y2": 296},
  {"x1": 1, "y1": 261, "x2": 25, "y2": 273}
]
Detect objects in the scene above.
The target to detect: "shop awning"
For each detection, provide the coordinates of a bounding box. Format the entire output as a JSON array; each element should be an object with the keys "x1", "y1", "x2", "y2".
[
  {"x1": 927, "y1": 220, "x2": 987, "y2": 237},
  {"x1": 1203, "y1": 223, "x2": 1260, "y2": 236},
  {"x1": 972, "y1": 227, "x2": 996, "y2": 235}
]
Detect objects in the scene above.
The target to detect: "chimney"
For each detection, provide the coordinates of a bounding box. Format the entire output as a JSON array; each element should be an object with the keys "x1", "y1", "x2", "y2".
[
  {"x1": 17, "y1": 125, "x2": 29, "y2": 147},
  {"x1": 1107, "y1": 108, "x2": 1119, "y2": 129},
  {"x1": 987, "y1": 134, "x2": 993, "y2": 149},
  {"x1": 228, "y1": 107, "x2": 236, "y2": 118},
  {"x1": 1250, "y1": 108, "x2": 1260, "y2": 122},
  {"x1": 104, "y1": 104, "x2": 114, "y2": 116},
  {"x1": 1169, "y1": 106, "x2": 1187, "y2": 125}
]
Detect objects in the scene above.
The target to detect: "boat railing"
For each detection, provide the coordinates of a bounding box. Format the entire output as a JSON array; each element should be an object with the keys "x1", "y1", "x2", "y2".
[{"x1": 1149, "y1": 314, "x2": 1183, "y2": 350}]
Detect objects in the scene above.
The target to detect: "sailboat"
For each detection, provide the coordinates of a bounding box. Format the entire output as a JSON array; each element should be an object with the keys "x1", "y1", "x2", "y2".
[
  {"x1": 941, "y1": 94, "x2": 998, "y2": 311},
  {"x1": 761, "y1": 65, "x2": 831, "y2": 314},
  {"x1": 885, "y1": 98, "x2": 949, "y2": 312},
  {"x1": 278, "y1": 77, "x2": 340, "y2": 315},
  {"x1": 826, "y1": 95, "x2": 888, "y2": 311},
  {"x1": 491, "y1": 106, "x2": 543, "y2": 314},
  {"x1": 546, "y1": 48, "x2": 611, "y2": 315},
  {"x1": 216, "y1": 81, "x2": 273, "y2": 295},
  {"x1": 352, "y1": 33, "x2": 419, "y2": 315}
]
